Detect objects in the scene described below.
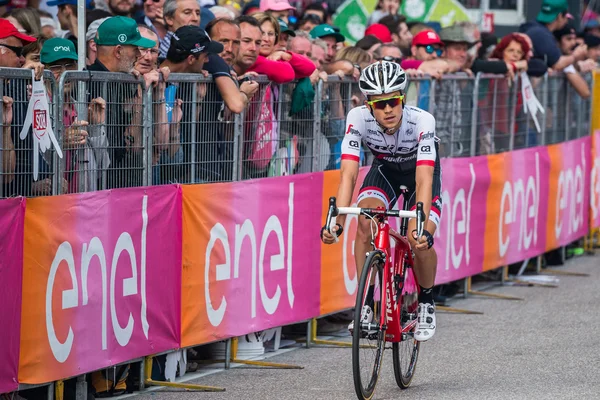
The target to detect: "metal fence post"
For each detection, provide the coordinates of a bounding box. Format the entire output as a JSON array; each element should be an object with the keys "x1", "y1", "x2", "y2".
[
  {"x1": 541, "y1": 73, "x2": 549, "y2": 146},
  {"x1": 470, "y1": 74, "x2": 481, "y2": 157},
  {"x1": 144, "y1": 86, "x2": 153, "y2": 187},
  {"x1": 233, "y1": 110, "x2": 244, "y2": 181},
  {"x1": 312, "y1": 80, "x2": 323, "y2": 173},
  {"x1": 508, "y1": 74, "x2": 519, "y2": 151}
]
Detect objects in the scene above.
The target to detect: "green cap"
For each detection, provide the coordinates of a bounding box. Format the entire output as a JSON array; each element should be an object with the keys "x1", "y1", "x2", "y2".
[
  {"x1": 95, "y1": 16, "x2": 156, "y2": 48},
  {"x1": 536, "y1": 0, "x2": 571, "y2": 24},
  {"x1": 309, "y1": 24, "x2": 345, "y2": 43},
  {"x1": 40, "y1": 37, "x2": 78, "y2": 64}
]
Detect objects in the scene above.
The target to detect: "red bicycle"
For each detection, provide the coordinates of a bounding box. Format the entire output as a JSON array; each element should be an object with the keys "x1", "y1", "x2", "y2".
[{"x1": 323, "y1": 192, "x2": 425, "y2": 400}]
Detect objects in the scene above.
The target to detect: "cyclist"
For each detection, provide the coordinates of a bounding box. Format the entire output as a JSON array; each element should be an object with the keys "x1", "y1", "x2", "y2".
[{"x1": 321, "y1": 60, "x2": 441, "y2": 342}]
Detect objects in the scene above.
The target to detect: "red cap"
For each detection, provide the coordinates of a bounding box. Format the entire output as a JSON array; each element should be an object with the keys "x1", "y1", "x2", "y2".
[
  {"x1": 412, "y1": 30, "x2": 443, "y2": 47},
  {"x1": 364, "y1": 24, "x2": 393, "y2": 43},
  {"x1": 0, "y1": 18, "x2": 36, "y2": 44}
]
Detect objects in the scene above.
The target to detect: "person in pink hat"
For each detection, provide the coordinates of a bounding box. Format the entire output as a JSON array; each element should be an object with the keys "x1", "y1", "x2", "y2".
[{"x1": 259, "y1": 0, "x2": 294, "y2": 24}]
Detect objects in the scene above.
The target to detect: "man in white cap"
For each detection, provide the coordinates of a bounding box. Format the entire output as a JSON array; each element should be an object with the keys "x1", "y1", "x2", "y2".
[
  {"x1": 85, "y1": 17, "x2": 109, "y2": 66},
  {"x1": 259, "y1": 0, "x2": 294, "y2": 24}
]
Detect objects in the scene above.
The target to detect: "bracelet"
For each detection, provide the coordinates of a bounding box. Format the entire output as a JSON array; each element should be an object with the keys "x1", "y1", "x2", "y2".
[{"x1": 510, "y1": 62, "x2": 517, "y2": 72}]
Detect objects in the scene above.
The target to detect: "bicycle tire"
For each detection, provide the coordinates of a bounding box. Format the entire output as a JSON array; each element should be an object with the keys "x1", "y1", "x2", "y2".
[
  {"x1": 392, "y1": 288, "x2": 420, "y2": 389},
  {"x1": 352, "y1": 250, "x2": 386, "y2": 400}
]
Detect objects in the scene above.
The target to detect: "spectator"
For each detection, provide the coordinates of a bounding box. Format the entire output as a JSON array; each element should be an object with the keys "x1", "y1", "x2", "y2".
[
  {"x1": 583, "y1": 19, "x2": 600, "y2": 38},
  {"x1": 252, "y1": 12, "x2": 314, "y2": 77},
  {"x1": 259, "y1": 0, "x2": 294, "y2": 24},
  {"x1": 277, "y1": 18, "x2": 295, "y2": 51},
  {"x1": 367, "y1": 0, "x2": 400, "y2": 25},
  {"x1": 478, "y1": 32, "x2": 498, "y2": 60},
  {"x1": 355, "y1": 34, "x2": 383, "y2": 59},
  {"x1": 241, "y1": 0, "x2": 260, "y2": 16},
  {"x1": 379, "y1": 14, "x2": 412, "y2": 56},
  {"x1": 88, "y1": 16, "x2": 157, "y2": 188},
  {"x1": 296, "y1": 13, "x2": 321, "y2": 33},
  {"x1": 287, "y1": 29, "x2": 311, "y2": 56},
  {"x1": 85, "y1": 17, "x2": 108, "y2": 66},
  {"x1": 47, "y1": 0, "x2": 79, "y2": 47},
  {"x1": 311, "y1": 37, "x2": 327, "y2": 69},
  {"x1": 160, "y1": 0, "x2": 201, "y2": 58},
  {"x1": 22, "y1": 34, "x2": 44, "y2": 63},
  {"x1": 409, "y1": 22, "x2": 430, "y2": 36},
  {"x1": 210, "y1": 5, "x2": 236, "y2": 20},
  {"x1": 0, "y1": 18, "x2": 45, "y2": 196},
  {"x1": 520, "y1": 0, "x2": 588, "y2": 72},
  {"x1": 200, "y1": 7, "x2": 215, "y2": 31},
  {"x1": 232, "y1": 15, "x2": 295, "y2": 83},
  {"x1": 334, "y1": 46, "x2": 371, "y2": 69},
  {"x1": 554, "y1": 25, "x2": 591, "y2": 98},
  {"x1": 457, "y1": 21, "x2": 481, "y2": 67},
  {"x1": 301, "y1": 2, "x2": 325, "y2": 24},
  {"x1": 364, "y1": 23, "x2": 393, "y2": 44},
  {"x1": 141, "y1": 0, "x2": 169, "y2": 53},
  {"x1": 2, "y1": 7, "x2": 41, "y2": 36},
  {"x1": 309, "y1": 23, "x2": 344, "y2": 63},
  {"x1": 205, "y1": 17, "x2": 240, "y2": 66},
  {"x1": 440, "y1": 24, "x2": 476, "y2": 71},
  {"x1": 41, "y1": 37, "x2": 106, "y2": 193},
  {"x1": 380, "y1": 43, "x2": 402, "y2": 61},
  {"x1": 106, "y1": 0, "x2": 136, "y2": 17},
  {"x1": 39, "y1": 11, "x2": 59, "y2": 39},
  {"x1": 410, "y1": 29, "x2": 443, "y2": 62},
  {"x1": 586, "y1": 33, "x2": 600, "y2": 61}
]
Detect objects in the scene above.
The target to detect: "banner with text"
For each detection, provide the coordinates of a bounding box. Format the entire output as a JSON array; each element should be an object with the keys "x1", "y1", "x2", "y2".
[
  {"x1": 181, "y1": 175, "x2": 323, "y2": 347},
  {"x1": 19, "y1": 186, "x2": 182, "y2": 383},
  {"x1": 0, "y1": 198, "x2": 25, "y2": 394}
]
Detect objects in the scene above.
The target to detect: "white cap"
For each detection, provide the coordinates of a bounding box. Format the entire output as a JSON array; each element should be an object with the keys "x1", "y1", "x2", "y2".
[{"x1": 86, "y1": 17, "x2": 110, "y2": 42}]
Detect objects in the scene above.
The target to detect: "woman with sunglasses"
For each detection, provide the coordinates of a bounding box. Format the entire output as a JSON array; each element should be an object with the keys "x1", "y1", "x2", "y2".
[{"x1": 321, "y1": 60, "x2": 441, "y2": 342}]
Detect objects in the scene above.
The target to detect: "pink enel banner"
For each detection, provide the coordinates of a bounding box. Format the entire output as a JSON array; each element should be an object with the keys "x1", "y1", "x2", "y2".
[
  {"x1": 19, "y1": 186, "x2": 182, "y2": 383},
  {"x1": 181, "y1": 174, "x2": 324, "y2": 347},
  {"x1": 591, "y1": 131, "x2": 600, "y2": 229},
  {"x1": 0, "y1": 198, "x2": 25, "y2": 393}
]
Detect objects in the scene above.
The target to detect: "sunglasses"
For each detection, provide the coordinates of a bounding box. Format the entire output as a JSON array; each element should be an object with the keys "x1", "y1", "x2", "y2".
[
  {"x1": 0, "y1": 44, "x2": 23, "y2": 57},
  {"x1": 382, "y1": 55, "x2": 402, "y2": 63},
  {"x1": 367, "y1": 95, "x2": 404, "y2": 110},
  {"x1": 420, "y1": 45, "x2": 443, "y2": 57},
  {"x1": 143, "y1": 0, "x2": 161, "y2": 3},
  {"x1": 48, "y1": 63, "x2": 77, "y2": 73}
]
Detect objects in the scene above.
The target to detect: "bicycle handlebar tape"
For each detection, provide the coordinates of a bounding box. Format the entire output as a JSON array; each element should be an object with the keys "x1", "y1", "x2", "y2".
[{"x1": 416, "y1": 202, "x2": 425, "y2": 238}]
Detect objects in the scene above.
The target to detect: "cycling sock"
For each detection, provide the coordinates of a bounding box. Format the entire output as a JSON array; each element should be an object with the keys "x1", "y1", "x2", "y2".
[
  {"x1": 419, "y1": 286, "x2": 434, "y2": 304},
  {"x1": 366, "y1": 285, "x2": 375, "y2": 309}
]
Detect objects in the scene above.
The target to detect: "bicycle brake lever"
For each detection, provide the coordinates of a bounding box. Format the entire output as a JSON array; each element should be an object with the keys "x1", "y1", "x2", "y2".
[
  {"x1": 416, "y1": 202, "x2": 425, "y2": 239},
  {"x1": 325, "y1": 197, "x2": 340, "y2": 243}
]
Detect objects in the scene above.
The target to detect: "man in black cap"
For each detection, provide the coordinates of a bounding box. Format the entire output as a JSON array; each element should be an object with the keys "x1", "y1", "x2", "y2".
[
  {"x1": 584, "y1": 33, "x2": 600, "y2": 62},
  {"x1": 553, "y1": 24, "x2": 591, "y2": 99}
]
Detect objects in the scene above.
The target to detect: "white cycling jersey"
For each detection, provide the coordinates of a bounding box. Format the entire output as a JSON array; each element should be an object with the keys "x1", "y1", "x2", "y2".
[{"x1": 341, "y1": 105, "x2": 438, "y2": 173}]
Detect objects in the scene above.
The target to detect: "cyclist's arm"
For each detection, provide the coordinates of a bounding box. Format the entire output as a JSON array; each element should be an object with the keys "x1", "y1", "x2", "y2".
[
  {"x1": 336, "y1": 109, "x2": 364, "y2": 226},
  {"x1": 415, "y1": 115, "x2": 437, "y2": 227}
]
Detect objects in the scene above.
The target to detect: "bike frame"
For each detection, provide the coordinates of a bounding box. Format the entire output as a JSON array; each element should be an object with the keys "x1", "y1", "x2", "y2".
[{"x1": 373, "y1": 217, "x2": 419, "y2": 343}]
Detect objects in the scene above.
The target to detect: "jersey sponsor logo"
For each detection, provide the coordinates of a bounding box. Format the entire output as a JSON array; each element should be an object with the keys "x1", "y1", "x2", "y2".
[
  {"x1": 401, "y1": 139, "x2": 416, "y2": 143},
  {"x1": 345, "y1": 124, "x2": 360, "y2": 136},
  {"x1": 419, "y1": 131, "x2": 434, "y2": 141},
  {"x1": 420, "y1": 145, "x2": 431, "y2": 153},
  {"x1": 349, "y1": 140, "x2": 360, "y2": 149},
  {"x1": 367, "y1": 129, "x2": 379, "y2": 135},
  {"x1": 378, "y1": 153, "x2": 417, "y2": 163},
  {"x1": 406, "y1": 128, "x2": 414, "y2": 136},
  {"x1": 365, "y1": 118, "x2": 375, "y2": 122},
  {"x1": 407, "y1": 120, "x2": 417, "y2": 125}
]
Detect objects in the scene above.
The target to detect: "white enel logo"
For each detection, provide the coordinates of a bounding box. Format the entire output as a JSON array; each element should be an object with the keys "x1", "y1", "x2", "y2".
[
  {"x1": 499, "y1": 152, "x2": 540, "y2": 258},
  {"x1": 54, "y1": 46, "x2": 70, "y2": 52},
  {"x1": 205, "y1": 183, "x2": 295, "y2": 326},
  {"x1": 555, "y1": 144, "x2": 586, "y2": 239},
  {"x1": 46, "y1": 196, "x2": 149, "y2": 363},
  {"x1": 590, "y1": 152, "x2": 600, "y2": 222}
]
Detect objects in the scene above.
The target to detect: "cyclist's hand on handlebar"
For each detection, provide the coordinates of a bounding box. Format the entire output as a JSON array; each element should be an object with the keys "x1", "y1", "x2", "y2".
[
  {"x1": 321, "y1": 224, "x2": 342, "y2": 244},
  {"x1": 412, "y1": 230, "x2": 434, "y2": 251}
]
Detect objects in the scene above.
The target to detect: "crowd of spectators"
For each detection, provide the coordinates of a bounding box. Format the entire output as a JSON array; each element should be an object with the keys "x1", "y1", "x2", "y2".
[{"x1": 1, "y1": 0, "x2": 599, "y2": 197}]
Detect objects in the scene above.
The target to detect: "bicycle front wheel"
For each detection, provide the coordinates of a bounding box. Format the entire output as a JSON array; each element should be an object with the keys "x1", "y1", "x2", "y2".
[
  {"x1": 392, "y1": 289, "x2": 420, "y2": 389},
  {"x1": 352, "y1": 251, "x2": 385, "y2": 400}
]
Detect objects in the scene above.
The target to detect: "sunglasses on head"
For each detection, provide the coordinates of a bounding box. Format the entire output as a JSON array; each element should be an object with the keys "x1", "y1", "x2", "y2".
[
  {"x1": 421, "y1": 45, "x2": 443, "y2": 56},
  {"x1": 0, "y1": 44, "x2": 23, "y2": 57},
  {"x1": 367, "y1": 95, "x2": 404, "y2": 110}
]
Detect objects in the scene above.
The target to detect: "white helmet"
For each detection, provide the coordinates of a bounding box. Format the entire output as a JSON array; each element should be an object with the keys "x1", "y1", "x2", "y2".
[{"x1": 359, "y1": 60, "x2": 408, "y2": 97}]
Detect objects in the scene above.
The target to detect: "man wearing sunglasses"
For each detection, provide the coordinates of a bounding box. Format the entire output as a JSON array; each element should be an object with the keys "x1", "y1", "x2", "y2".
[
  {"x1": 0, "y1": 18, "x2": 35, "y2": 68},
  {"x1": 321, "y1": 61, "x2": 441, "y2": 342}
]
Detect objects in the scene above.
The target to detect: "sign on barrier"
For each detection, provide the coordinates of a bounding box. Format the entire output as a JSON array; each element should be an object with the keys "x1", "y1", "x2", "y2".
[
  {"x1": 0, "y1": 198, "x2": 25, "y2": 394},
  {"x1": 180, "y1": 176, "x2": 323, "y2": 348},
  {"x1": 18, "y1": 186, "x2": 181, "y2": 383}
]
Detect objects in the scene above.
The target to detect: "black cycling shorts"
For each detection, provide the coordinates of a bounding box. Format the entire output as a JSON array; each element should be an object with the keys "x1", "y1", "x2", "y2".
[{"x1": 357, "y1": 159, "x2": 442, "y2": 227}]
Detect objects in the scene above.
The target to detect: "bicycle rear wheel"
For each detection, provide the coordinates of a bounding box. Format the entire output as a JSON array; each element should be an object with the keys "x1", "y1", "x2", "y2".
[
  {"x1": 392, "y1": 289, "x2": 420, "y2": 389},
  {"x1": 352, "y1": 251, "x2": 385, "y2": 400}
]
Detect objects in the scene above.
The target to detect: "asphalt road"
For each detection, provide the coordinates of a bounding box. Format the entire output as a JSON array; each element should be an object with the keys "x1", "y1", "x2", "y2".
[{"x1": 134, "y1": 254, "x2": 600, "y2": 400}]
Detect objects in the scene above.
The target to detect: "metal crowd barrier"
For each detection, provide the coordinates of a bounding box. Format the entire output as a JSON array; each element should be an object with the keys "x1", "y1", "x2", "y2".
[{"x1": 0, "y1": 68, "x2": 596, "y2": 199}]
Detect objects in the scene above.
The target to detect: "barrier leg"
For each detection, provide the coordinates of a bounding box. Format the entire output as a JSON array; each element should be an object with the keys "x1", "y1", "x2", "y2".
[
  {"x1": 436, "y1": 305, "x2": 483, "y2": 315},
  {"x1": 304, "y1": 317, "x2": 353, "y2": 348},
  {"x1": 55, "y1": 381, "x2": 64, "y2": 400},
  {"x1": 47, "y1": 383, "x2": 55, "y2": 400},
  {"x1": 144, "y1": 355, "x2": 225, "y2": 392},
  {"x1": 75, "y1": 375, "x2": 86, "y2": 400},
  {"x1": 305, "y1": 319, "x2": 312, "y2": 348},
  {"x1": 224, "y1": 338, "x2": 232, "y2": 370},
  {"x1": 466, "y1": 276, "x2": 523, "y2": 301},
  {"x1": 226, "y1": 337, "x2": 303, "y2": 369}
]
